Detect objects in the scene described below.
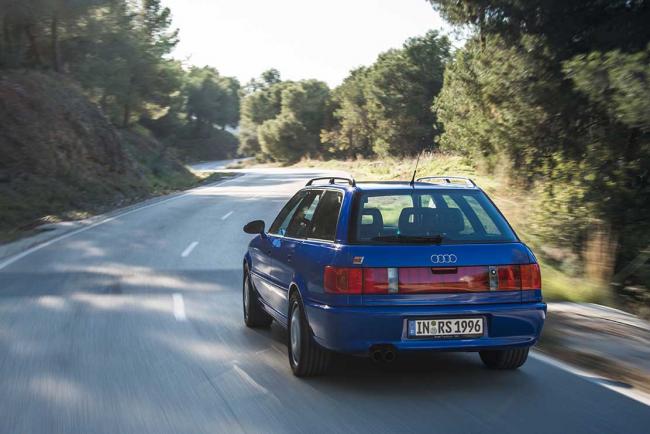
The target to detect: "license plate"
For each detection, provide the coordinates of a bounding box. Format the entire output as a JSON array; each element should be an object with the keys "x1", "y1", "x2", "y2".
[{"x1": 408, "y1": 317, "x2": 484, "y2": 338}]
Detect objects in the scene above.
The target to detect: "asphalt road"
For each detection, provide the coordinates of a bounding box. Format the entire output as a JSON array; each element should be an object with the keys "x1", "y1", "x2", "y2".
[{"x1": 1, "y1": 168, "x2": 649, "y2": 434}]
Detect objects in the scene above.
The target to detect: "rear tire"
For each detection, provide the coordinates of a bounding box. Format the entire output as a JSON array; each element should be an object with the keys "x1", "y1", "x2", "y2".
[
  {"x1": 288, "y1": 292, "x2": 331, "y2": 377},
  {"x1": 479, "y1": 347, "x2": 529, "y2": 369},
  {"x1": 243, "y1": 267, "x2": 272, "y2": 328}
]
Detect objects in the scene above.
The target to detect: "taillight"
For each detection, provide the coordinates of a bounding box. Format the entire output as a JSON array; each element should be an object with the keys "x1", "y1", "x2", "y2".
[
  {"x1": 324, "y1": 267, "x2": 391, "y2": 294},
  {"x1": 323, "y1": 266, "x2": 362, "y2": 294},
  {"x1": 496, "y1": 265, "x2": 521, "y2": 290},
  {"x1": 324, "y1": 264, "x2": 541, "y2": 294},
  {"x1": 520, "y1": 263, "x2": 542, "y2": 290},
  {"x1": 362, "y1": 268, "x2": 390, "y2": 294}
]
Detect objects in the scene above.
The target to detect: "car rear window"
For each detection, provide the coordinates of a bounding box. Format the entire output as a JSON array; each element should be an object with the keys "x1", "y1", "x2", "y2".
[{"x1": 353, "y1": 190, "x2": 517, "y2": 244}]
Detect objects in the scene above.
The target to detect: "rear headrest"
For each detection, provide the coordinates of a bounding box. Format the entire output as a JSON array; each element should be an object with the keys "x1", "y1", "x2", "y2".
[
  {"x1": 398, "y1": 208, "x2": 435, "y2": 235},
  {"x1": 434, "y1": 208, "x2": 465, "y2": 234},
  {"x1": 359, "y1": 208, "x2": 383, "y2": 239},
  {"x1": 398, "y1": 207, "x2": 465, "y2": 236},
  {"x1": 361, "y1": 208, "x2": 383, "y2": 227}
]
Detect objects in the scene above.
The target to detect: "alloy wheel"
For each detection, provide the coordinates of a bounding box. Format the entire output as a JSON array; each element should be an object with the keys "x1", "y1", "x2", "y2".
[
  {"x1": 290, "y1": 304, "x2": 301, "y2": 366},
  {"x1": 243, "y1": 275, "x2": 250, "y2": 319}
]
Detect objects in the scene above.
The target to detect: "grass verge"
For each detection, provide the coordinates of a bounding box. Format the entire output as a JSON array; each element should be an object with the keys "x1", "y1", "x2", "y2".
[{"x1": 0, "y1": 170, "x2": 237, "y2": 244}]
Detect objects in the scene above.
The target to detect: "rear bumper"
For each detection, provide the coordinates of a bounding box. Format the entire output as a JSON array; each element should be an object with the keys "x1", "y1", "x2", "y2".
[{"x1": 304, "y1": 300, "x2": 547, "y2": 355}]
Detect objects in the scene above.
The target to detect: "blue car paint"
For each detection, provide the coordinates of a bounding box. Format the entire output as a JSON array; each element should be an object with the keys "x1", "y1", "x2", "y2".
[{"x1": 245, "y1": 182, "x2": 546, "y2": 355}]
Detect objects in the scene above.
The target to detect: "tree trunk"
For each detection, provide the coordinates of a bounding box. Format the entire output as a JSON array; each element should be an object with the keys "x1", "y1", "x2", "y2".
[
  {"x1": 24, "y1": 24, "x2": 42, "y2": 66},
  {"x1": 478, "y1": 6, "x2": 486, "y2": 49},
  {"x1": 584, "y1": 221, "x2": 617, "y2": 301},
  {"x1": 0, "y1": 15, "x2": 7, "y2": 66},
  {"x1": 3, "y1": 13, "x2": 22, "y2": 67},
  {"x1": 99, "y1": 93, "x2": 108, "y2": 111},
  {"x1": 122, "y1": 102, "x2": 131, "y2": 128},
  {"x1": 194, "y1": 117, "x2": 203, "y2": 137},
  {"x1": 122, "y1": 76, "x2": 135, "y2": 128},
  {"x1": 51, "y1": 12, "x2": 61, "y2": 72}
]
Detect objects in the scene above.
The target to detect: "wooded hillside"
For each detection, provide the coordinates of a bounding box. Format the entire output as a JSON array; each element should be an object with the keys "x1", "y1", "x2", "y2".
[
  {"x1": 0, "y1": 70, "x2": 194, "y2": 237},
  {"x1": 0, "y1": 1, "x2": 242, "y2": 237}
]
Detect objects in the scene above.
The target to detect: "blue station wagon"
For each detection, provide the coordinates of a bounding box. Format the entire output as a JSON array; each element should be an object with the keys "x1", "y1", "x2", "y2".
[{"x1": 242, "y1": 176, "x2": 546, "y2": 376}]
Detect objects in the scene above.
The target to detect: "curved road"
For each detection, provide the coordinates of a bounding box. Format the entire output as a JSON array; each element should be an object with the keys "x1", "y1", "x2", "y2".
[{"x1": 0, "y1": 169, "x2": 648, "y2": 433}]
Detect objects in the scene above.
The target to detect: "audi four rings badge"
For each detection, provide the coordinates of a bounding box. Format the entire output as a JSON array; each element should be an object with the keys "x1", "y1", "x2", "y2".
[{"x1": 431, "y1": 254, "x2": 458, "y2": 264}]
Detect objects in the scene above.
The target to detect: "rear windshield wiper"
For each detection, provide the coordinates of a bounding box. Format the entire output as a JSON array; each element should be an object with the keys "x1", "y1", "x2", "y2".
[{"x1": 370, "y1": 234, "x2": 444, "y2": 244}]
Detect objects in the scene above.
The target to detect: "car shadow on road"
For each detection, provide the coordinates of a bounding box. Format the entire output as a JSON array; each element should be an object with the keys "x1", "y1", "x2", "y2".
[{"x1": 257, "y1": 319, "x2": 533, "y2": 390}]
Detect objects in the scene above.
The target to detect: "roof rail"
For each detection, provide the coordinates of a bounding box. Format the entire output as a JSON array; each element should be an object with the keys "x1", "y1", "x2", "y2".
[
  {"x1": 416, "y1": 176, "x2": 476, "y2": 187},
  {"x1": 306, "y1": 176, "x2": 356, "y2": 187}
]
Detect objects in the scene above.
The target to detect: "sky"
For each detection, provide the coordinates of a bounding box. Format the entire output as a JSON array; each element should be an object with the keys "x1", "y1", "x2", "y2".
[{"x1": 161, "y1": 0, "x2": 449, "y2": 87}]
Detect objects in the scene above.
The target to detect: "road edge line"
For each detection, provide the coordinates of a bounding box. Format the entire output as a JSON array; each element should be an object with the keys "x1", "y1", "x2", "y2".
[
  {"x1": 531, "y1": 350, "x2": 650, "y2": 407},
  {"x1": 0, "y1": 175, "x2": 242, "y2": 271}
]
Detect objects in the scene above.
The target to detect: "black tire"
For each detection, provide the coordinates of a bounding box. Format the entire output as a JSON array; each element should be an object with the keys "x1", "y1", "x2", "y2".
[
  {"x1": 288, "y1": 292, "x2": 331, "y2": 377},
  {"x1": 243, "y1": 267, "x2": 272, "y2": 328},
  {"x1": 479, "y1": 347, "x2": 530, "y2": 369}
]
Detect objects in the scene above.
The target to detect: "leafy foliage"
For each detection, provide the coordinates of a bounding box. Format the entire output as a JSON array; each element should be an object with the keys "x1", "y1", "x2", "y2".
[
  {"x1": 428, "y1": 0, "x2": 650, "y2": 55},
  {"x1": 564, "y1": 45, "x2": 650, "y2": 133},
  {"x1": 323, "y1": 30, "x2": 451, "y2": 156},
  {"x1": 240, "y1": 72, "x2": 330, "y2": 162},
  {"x1": 258, "y1": 80, "x2": 330, "y2": 162},
  {"x1": 429, "y1": 0, "x2": 650, "y2": 292},
  {"x1": 435, "y1": 35, "x2": 569, "y2": 174},
  {"x1": 320, "y1": 67, "x2": 373, "y2": 157},
  {"x1": 185, "y1": 66, "x2": 240, "y2": 133},
  {"x1": 0, "y1": 0, "x2": 241, "y2": 160}
]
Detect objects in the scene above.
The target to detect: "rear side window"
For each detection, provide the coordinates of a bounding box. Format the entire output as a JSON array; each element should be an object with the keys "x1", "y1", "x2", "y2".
[
  {"x1": 353, "y1": 190, "x2": 516, "y2": 244},
  {"x1": 309, "y1": 191, "x2": 343, "y2": 241},
  {"x1": 285, "y1": 191, "x2": 322, "y2": 239},
  {"x1": 465, "y1": 195, "x2": 501, "y2": 235},
  {"x1": 269, "y1": 191, "x2": 305, "y2": 235}
]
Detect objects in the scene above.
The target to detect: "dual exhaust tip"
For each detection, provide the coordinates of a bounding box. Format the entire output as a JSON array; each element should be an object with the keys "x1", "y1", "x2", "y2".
[{"x1": 370, "y1": 345, "x2": 397, "y2": 364}]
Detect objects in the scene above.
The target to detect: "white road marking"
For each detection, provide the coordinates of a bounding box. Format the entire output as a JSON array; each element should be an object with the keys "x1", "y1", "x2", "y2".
[
  {"x1": 221, "y1": 211, "x2": 234, "y2": 220},
  {"x1": 172, "y1": 293, "x2": 186, "y2": 321},
  {"x1": 531, "y1": 351, "x2": 650, "y2": 406},
  {"x1": 181, "y1": 241, "x2": 199, "y2": 258},
  {"x1": 0, "y1": 176, "x2": 241, "y2": 271}
]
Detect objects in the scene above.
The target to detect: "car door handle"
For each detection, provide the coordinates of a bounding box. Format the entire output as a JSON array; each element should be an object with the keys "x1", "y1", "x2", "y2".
[{"x1": 287, "y1": 254, "x2": 293, "y2": 262}]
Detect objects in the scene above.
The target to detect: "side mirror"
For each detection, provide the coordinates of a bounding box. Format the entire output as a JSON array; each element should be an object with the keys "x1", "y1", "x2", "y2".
[{"x1": 243, "y1": 220, "x2": 265, "y2": 234}]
